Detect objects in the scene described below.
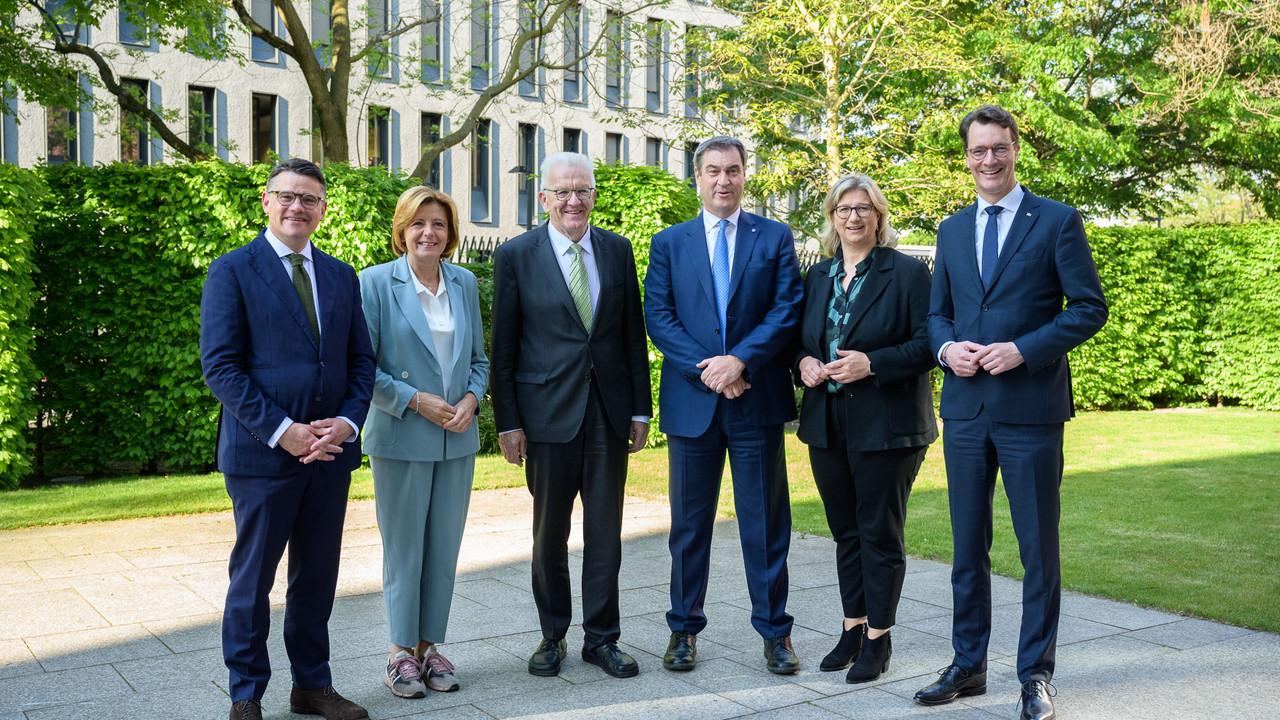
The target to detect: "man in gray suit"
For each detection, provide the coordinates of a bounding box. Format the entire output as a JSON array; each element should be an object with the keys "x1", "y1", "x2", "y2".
[{"x1": 491, "y1": 151, "x2": 652, "y2": 679}]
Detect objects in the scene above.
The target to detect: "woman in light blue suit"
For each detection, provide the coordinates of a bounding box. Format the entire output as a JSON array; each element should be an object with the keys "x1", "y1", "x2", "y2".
[{"x1": 359, "y1": 186, "x2": 489, "y2": 700}]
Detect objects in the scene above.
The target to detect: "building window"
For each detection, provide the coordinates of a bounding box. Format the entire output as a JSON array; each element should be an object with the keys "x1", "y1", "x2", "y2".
[
  {"x1": 645, "y1": 18, "x2": 663, "y2": 113},
  {"x1": 188, "y1": 86, "x2": 215, "y2": 151},
  {"x1": 562, "y1": 3, "x2": 583, "y2": 103},
  {"x1": 605, "y1": 132, "x2": 622, "y2": 165},
  {"x1": 517, "y1": 123, "x2": 537, "y2": 227},
  {"x1": 252, "y1": 92, "x2": 276, "y2": 164},
  {"x1": 368, "y1": 0, "x2": 391, "y2": 77},
  {"x1": 47, "y1": 0, "x2": 90, "y2": 44},
  {"x1": 517, "y1": 0, "x2": 538, "y2": 97},
  {"x1": 311, "y1": 102, "x2": 324, "y2": 164},
  {"x1": 119, "y1": 3, "x2": 150, "y2": 46},
  {"x1": 421, "y1": 112, "x2": 442, "y2": 188},
  {"x1": 684, "y1": 25, "x2": 702, "y2": 117},
  {"x1": 251, "y1": 0, "x2": 278, "y2": 63},
  {"x1": 646, "y1": 137, "x2": 663, "y2": 168},
  {"x1": 470, "y1": 119, "x2": 491, "y2": 222},
  {"x1": 470, "y1": 0, "x2": 492, "y2": 90},
  {"x1": 563, "y1": 127, "x2": 581, "y2": 154},
  {"x1": 312, "y1": 0, "x2": 331, "y2": 64},
  {"x1": 604, "y1": 11, "x2": 623, "y2": 108},
  {"x1": 120, "y1": 78, "x2": 150, "y2": 166},
  {"x1": 46, "y1": 105, "x2": 78, "y2": 165},
  {"x1": 421, "y1": 0, "x2": 442, "y2": 83},
  {"x1": 685, "y1": 141, "x2": 698, "y2": 184},
  {"x1": 368, "y1": 107, "x2": 390, "y2": 167}
]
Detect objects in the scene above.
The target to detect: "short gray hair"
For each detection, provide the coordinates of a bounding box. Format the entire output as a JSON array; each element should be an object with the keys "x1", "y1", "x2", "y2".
[
  {"x1": 693, "y1": 136, "x2": 746, "y2": 171},
  {"x1": 819, "y1": 174, "x2": 897, "y2": 256},
  {"x1": 539, "y1": 151, "x2": 596, "y2": 190}
]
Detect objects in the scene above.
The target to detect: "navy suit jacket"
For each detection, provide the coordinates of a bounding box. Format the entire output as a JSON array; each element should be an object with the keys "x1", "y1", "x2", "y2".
[
  {"x1": 645, "y1": 211, "x2": 803, "y2": 437},
  {"x1": 201, "y1": 230, "x2": 376, "y2": 476},
  {"x1": 927, "y1": 187, "x2": 1107, "y2": 424},
  {"x1": 490, "y1": 224, "x2": 651, "y2": 444},
  {"x1": 359, "y1": 257, "x2": 489, "y2": 461}
]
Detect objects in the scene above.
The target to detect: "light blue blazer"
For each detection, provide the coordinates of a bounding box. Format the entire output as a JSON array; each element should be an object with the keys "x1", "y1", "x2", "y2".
[{"x1": 359, "y1": 256, "x2": 490, "y2": 461}]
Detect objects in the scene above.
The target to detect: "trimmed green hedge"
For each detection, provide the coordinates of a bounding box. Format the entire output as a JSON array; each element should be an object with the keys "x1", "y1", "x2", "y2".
[
  {"x1": 0, "y1": 166, "x2": 44, "y2": 489},
  {"x1": 1, "y1": 161, "x2": 1276, "y2": 486}
]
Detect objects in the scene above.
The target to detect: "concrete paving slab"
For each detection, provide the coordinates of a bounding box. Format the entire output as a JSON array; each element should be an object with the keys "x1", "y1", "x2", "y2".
[
  {"x1": 815, "y1": 685, "x2": 1004, "y2": 719},
  {"x1": 117, "y1": 541, "x2": 234, "y2": 569},
  {"x1": 0, "y1": 663, "x2": 134, "y2": 715},
  {"x1": 1122, "y1": 616, "x2": 1257, "y2": 649},
  {"x1": 0, "y1": 587, "x2": 109, "y2": 639},
  {"x1": 21, "y1": 680, "x2": 229, "y2": 720},
  {"x1": 453, "y1": 577, "x2": 537, "y2": 608},
  {"x1": 1059, "y1": 591, "x2": 1179, "y2": 631},
  {"x1": 0, "y1": 560, "x2": 41, "y2": 586},
  {"x1": 26, "y1": 551, "x2": 137, "y2": 580},
  {"x1": 473, "y1": 671, "x2": 753, "y2": 720},
  {"x1": 782, "y1": 625, "x2": 957, "y2": 696},
  {"x1": 673, "y1": 655, "x2": 825, "y2": 711},
  {"x1": 112, "y1": 646, "x2": 230, "y2": 693},
  {"x1": 70, "y1": 572, "x2": 220, "y2": 624},
  {"x1": 0, "y1": 638, "x2": 41, "y2": 680},
  {"x1": 144, "y1": 612, "x2": 225, "y2": 653},
  {"x1": 0, "y1": 536, "x2": 62, "y2": 563},
  {"x1": 23, "y1": 622, "x2": 171, "y2": 671}
]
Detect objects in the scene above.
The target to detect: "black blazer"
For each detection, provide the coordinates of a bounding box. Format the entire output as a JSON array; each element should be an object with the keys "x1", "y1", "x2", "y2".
[
  {"x1": 490, "y1": 224, "x2": 652, "y2": 444},
  {"x1": 794, "y1": 247, "x2": 938, "y2": 452}
]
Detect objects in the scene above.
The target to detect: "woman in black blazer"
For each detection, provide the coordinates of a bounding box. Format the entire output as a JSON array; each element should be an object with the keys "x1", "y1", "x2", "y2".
[{"x1": 795, "y1": 174, "x2": 938, "y2": 683}]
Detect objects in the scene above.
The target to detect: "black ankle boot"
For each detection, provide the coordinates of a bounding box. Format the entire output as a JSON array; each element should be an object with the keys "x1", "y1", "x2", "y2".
[
  {"x1": 820, "y1": 624, "x2": 864, "y2": 671},
  {"x1": 846, "y1": 630, "x2": 891, "y2": 683}
]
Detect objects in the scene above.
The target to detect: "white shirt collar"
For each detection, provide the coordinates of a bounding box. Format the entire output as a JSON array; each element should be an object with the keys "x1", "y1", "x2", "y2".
[
  {"x1": 265, "y1": 228, "x2": 313, "y2": 261},
  {"x1": 547, "y1": 222, "x2": 594, "y2": 257},
  {"x1": 409, "y1": 264, "x2": 448, "y2": 298},
  {"x1": 976, "y1": 184, "x2": 1025, "y2": 217},
  {"x1": 701, "y1": 207, "x2": 742, "y2": 234}
]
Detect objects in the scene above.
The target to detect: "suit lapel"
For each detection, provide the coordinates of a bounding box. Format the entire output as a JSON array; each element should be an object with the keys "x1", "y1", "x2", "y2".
[
  {"x1": 246, "y1": 232, "x2": 318, "y2": 352},
  {"x1": 683, "y1": 216, "x2": 716, "y2": 310},
  {"x1": 533, "y1": 226, "x2": 589, "y2": 334},
  {"x1": 841, "y1": 249, "x2": 892, "y2": 344},
  {"x1": 442, "y1": 263, "x2": 467, "y2": 371},
  {"x1": 986, "y1": 187, "x2": 1042, "y2": 295},
  {"x1": 391, "y1": 256, "x2": 440, "y2": 360},
  {"x1": 950, "y1": 203, "x2": 984, "y2": 296},
  {"x1": 313, "y1": 248, "x2": 341, "y2": 351},
  {"x1": 727, "y1": 211, "x2": 757, "y2": 304},
  {"x1": 591, "y1": 228, "x2": 618, "y2": 324},
  {"x1": 805, "y1": 259, "x2": 835, "y2": 350}
]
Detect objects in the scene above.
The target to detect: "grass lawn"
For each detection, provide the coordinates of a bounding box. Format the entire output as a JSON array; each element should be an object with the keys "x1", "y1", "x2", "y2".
[{"x1": 3, "y1": 408, "x2": 1276, "y2": 631}]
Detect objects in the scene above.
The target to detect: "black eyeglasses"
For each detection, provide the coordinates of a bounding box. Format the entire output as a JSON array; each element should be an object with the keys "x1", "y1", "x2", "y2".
[
  {"x1": 544, "y1": 187, "x2": 595, "y2": 201},
  {"x1": 966, "y1": 144, "x2": 1015, "y2": 161},
  {"x1": 267, "y1": 191, "x2": 325, "y2": 209},
  {"x1": 834, "y1": 204, "x2": 876, "y2": 219}
]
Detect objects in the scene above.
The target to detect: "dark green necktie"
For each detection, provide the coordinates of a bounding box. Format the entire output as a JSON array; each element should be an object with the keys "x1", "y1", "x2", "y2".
[{"x1": 288, "y1": 253, "x2": 320, "y2": 342}]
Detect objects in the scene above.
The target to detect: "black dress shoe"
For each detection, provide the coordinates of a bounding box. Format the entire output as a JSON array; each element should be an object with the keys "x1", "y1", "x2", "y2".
[
  {"x1": 1019, "y1": 680, "x2": 1057, "y2": 720},
  {"x1": 846, "y1": 630, "x2": 891, "y2": 683},
  {"x1": 229, "y1": 700, "x2": 262, "y2": 720},
  {"x1": 582, "y1": 642, "x2": 639, "y2": 678},
  {"x1": 527, "y1": 637, "x2": 567, "y2": 677},
  {"x1": 763, "y1": 636, "x2": 799, "y2": 675},
  {"x1": 820, "y1": 624, "x2": 864, "y2": 671},
  {"x1": 913, "y1": 663, "x2": 987, "y2": 705},
  {"x1": 663, "y1": 631, "x2": 697, "y2": 671}
]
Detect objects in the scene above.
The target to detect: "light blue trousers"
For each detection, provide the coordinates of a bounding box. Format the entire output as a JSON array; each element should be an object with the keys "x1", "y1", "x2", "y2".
[{"x1": 371, "y1": 455, "x2": 475, "y2": 648}]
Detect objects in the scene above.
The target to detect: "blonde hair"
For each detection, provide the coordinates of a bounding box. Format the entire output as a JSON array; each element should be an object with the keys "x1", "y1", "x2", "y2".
[
  {"x1": 818, "y1": 174, "x2": 896, "y2": 256},
  {"x1": 391, "y1": 186, "x2": 460, "y2": 258}
]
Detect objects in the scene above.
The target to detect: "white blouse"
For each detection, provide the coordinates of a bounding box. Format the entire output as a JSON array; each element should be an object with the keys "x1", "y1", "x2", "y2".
[{"x1": 411, "y1": 270, "x2": 455, "y2": 394}]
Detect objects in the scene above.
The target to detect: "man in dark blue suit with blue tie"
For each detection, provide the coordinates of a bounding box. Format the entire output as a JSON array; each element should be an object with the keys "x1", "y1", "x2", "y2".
[
  {"x1": 916, "y1": 106, "x2": 1107, "y2": 720},
  {"x1": 645, "y1": 136, "x2": 804, "y2": 675},
  {"x1": 201, "y1": 159, "x2": 375, "y2": 720}
]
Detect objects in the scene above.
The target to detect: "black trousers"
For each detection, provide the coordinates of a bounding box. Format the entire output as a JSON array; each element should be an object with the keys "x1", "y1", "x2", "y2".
[
  {"x1": 808, "y1": 394, "x2": 927, "y2": 628},
  {"x1": 525, "y1": 381, "x2": 628, "y2": 647}
]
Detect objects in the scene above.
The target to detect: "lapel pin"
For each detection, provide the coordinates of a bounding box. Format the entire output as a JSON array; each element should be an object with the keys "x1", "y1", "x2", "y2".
[{"x1": 1026, "y1": 212, "x2": 1032, "y2": 217}]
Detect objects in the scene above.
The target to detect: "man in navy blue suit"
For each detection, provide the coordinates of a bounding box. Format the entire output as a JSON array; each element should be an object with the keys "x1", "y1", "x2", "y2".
[
  {"x1": 645, "y1": 136, "x2": 804, "y2": 675},
  {"x1": 916, "y1": 106, "x2": 1107, "y2": 720},
  {"x1": 201, "y1": 158, "x2": 375, "y2": 720}
]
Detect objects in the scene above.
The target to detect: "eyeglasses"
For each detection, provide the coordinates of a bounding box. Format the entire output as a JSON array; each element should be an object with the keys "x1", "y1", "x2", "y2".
[
  {"x1": 268, "y1": 190, "x2": 324, "y2": 209},
  {"x1": 966, "y1": 143, "x2": 1015, "y2": 161},
  {"x1": 834, "y1": 204, "x2": 876, "y2": 219},
  {"x1": 544, "y1": 187, "x2": 595, "y2": 201}
]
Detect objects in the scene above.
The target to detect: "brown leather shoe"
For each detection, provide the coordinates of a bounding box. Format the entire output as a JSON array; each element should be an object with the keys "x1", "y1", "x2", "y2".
[
  {"x1": 229, "y1": 700, "x2": 262, "y2": 720},
  {"x1": 289, "y1": 685, "x2": 369, "y2": 720}
]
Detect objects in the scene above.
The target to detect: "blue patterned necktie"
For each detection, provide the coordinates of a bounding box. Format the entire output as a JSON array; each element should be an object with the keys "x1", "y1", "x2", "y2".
[
  {"x1": 712, "y1": 218, "x2": 730, "y2": 350},
  {"x1": 981, "y1": 206, "x2": 1002, "y2": 288}
]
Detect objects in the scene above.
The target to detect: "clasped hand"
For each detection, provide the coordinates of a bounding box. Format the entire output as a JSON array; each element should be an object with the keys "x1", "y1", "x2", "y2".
[
  {"x1": 280, "y1": 419, "x2": 351, "y2": 464},
  {"x1": 416, "y1": 391, "x2": 478, "y2": 432},
  {"x1": 697, "y1": 354, "x2": 751, "y2": 399},
  {"x1": 945, "y1": 340, "x2": 1024, "y2": 377}
]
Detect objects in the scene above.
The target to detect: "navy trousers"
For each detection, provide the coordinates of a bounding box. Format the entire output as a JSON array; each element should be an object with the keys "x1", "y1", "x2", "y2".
[
  {"x1": 666, "y1": 398, "x2": 793, "y2": 639},
  {"x1": 944, "y1": 410, "x2": 1064, "y2": 683},
  {"x1": 223, "y1": 466, "x2": 350, "y2": 702}
]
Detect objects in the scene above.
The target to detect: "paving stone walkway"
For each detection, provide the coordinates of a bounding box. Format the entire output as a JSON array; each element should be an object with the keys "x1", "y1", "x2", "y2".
[{"x1": 1, "y1": 488, "x2": 1275, "y2": 719}]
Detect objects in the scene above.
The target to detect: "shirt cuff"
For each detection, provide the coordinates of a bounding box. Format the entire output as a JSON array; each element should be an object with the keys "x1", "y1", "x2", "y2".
[
  {"x1": 631, "y1": 416, "x2": 651, "y2": 424},
  {"x1": 938, "y1": 341, "x2": 954, "y2": 368},
  {"x1": 499, "y1": 428, "x2": 522, "y2": 435},
  {"x1": 267, "y1": 417, "x2": 293, "y2": 448},
  {"x1": 338, "y1": 416, "x2": 359, "y2": 442}
]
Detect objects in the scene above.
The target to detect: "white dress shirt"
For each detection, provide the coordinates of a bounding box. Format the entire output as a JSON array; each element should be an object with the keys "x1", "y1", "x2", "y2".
[
  {"x1": 547, "y1": 224, "x2": 602, "y2": 313},
  {"x1": 262, "y1": 229, "x2": 358, "y2": 448},
  {"x1": 411, "y1": 268, "x2": 455, "y2": 393},
  {"x1": 701, "y1": 207, "x2": 742, "y2": 276}
]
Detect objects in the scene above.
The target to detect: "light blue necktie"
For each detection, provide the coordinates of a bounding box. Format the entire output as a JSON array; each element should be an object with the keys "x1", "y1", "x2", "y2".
[
  {"x1": 712, "y1": 218, "x2": 730, "y2": 350},
  {"x1": 981, "y1": 206, "x2": 1001, "y2": 288}
]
